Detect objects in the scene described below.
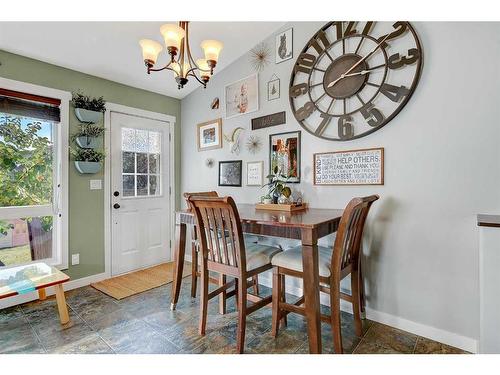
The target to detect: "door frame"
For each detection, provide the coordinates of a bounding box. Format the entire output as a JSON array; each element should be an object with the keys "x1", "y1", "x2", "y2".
[{"x1": 104, "y1": 103, "x2": 176, "y2": 277}]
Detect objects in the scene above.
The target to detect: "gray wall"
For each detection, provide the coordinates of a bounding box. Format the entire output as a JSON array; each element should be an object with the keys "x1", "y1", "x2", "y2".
[{"x1": 181, "y1": 22, "x2": 500, "y2": 344}]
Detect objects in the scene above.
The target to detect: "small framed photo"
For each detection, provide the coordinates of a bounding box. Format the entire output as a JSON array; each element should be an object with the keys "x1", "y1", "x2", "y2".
[
  {"x1": 224, "y1": 73, "x2": 259, "y2": 119},
  {"x1": 269, "y1": 131, "x2": 301, "y2": 183},
  {"x1": 246, "y1": 161, "x2": 264, "y2": 186},
  {"x1": 275, "y1": 28, "x2": 293, "y2": 64},
  {"x1": 197, "y1": 118, "x2": 222, "y2": 152},
  {"x1": 267, "y1": 77, "x2": 280, "y2": 101},
  {"x1": 219, "y1": 160, "x2": 242, "y2": 187}
]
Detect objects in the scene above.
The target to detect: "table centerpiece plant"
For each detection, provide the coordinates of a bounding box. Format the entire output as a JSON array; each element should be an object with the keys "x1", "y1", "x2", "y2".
[{"x1": 262, "y1": 166, "x2": 292, "y2": 204}]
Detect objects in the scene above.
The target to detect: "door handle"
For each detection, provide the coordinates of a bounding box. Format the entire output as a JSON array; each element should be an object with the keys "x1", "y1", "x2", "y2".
[
  {"x1": 113, "y1": 203, "x2": 120, "y2": 209},
  {"x1": 113, "y1": 191, "x2": 120, "y2": 197}
]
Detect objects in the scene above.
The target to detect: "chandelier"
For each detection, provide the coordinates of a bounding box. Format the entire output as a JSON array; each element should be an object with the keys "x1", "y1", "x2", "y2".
[{"x1": 139, "y1": 21, "x2": 223, "y2": 89}]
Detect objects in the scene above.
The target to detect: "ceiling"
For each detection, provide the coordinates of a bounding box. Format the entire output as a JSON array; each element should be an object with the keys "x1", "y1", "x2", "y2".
[{"x1": 0, "y1": 22, "x2": 284, "y2": 99}]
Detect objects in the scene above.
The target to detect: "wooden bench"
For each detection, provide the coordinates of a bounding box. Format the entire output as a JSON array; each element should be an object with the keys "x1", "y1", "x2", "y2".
[{"x1": 0, "y1": 262, "x2": 70, "y2": 324}]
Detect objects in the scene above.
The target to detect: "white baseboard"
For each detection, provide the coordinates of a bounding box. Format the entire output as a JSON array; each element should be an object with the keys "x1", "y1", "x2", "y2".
[
  {"x1": 258, "y1": 274, "x2": 477, "y2": 353},
  {"x1": 0, "y1": 272, "x2": 109, "y2": 310}
]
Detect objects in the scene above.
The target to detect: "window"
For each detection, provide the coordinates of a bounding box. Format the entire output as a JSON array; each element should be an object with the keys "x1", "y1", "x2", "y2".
[
  {"x1": 0, "y1": 85, "x2": 68, "y2": 268},
  {"x1": 121, "y1": 127, "x2": 161, "y2": 197}
]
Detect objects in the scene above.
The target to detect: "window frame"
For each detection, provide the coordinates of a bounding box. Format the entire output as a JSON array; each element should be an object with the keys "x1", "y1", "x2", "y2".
[{"x1": 0, "y1": 77, "x2": 70, "y2": 270}]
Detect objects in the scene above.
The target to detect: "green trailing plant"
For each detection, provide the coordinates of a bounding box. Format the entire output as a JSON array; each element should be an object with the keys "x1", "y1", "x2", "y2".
[
  {"x1": 71, "y1": 92, "x2": 107, "y2": 112},
  {"x1": 70, "y1": 147, "x2": 105, "y2": 162},
  {"x1": 262, "y1": 165, "x2": 292, "y2": 199},
  {"x1": 71, "y1": 123, "x2": 105, "y2": 141}
]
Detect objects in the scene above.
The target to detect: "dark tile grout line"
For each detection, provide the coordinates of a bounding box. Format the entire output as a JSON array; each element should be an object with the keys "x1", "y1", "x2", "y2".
[
  {"x1": 20, "y1": 304, "x2": 47, "y2": 354},
  {"x1": 350, "y1": 321, "x2": 375, "y2": 354},
  {"x1": 412, "y1": 336, "x2": 420, "y2": 354}
]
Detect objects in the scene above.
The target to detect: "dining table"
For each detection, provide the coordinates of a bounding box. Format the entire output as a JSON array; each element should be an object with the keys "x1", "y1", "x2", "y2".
[{"x1": 170, "y1": 203, "x2": 343, "y2": 354}]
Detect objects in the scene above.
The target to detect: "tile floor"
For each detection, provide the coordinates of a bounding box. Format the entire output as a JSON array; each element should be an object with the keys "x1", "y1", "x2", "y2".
[{"x1": 0, "y1": 279, "x2": 468, "y2": 354}]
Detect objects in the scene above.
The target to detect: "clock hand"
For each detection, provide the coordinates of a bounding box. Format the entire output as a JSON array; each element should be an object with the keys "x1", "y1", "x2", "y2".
[
  {"x1": 327, "y1": 34, "x2": 390, "y2": 89},
  {"x1": 342, "y1": 65, "x2": 384, "y2": 78}
]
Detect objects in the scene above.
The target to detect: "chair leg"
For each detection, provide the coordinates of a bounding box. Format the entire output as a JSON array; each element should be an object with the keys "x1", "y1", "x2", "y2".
[
  {"x1": 191, "y1": 243, "x2": 198, "y2": 298},
  {"x1": 271, "y1": 267, "x2": 281, "y2": 337},
  {"x1": 236, "y1": 276, "x2": 248, "y2": 353},
  {"x1": 234, "y1": 278, "x2": 239, "y2": 312},
  {"x1": 280, "y1": 274, "x2": 287, "y2": 328},
  {"x1": 330, "y1": 280, "x2": 343, "y2": 354},
  {"x1": 198, "y1": 263, "x2": 209, "y2": 336},
  {"x1": 252, "y1": 275, "x2": 259, "y2": 295},
  {"x1": 351, "y1": 270, "x2": 363, "y2": 337},
  {"x1": 218, "y1": 273, "x2": 227, "y2": 314},
  {"x1": 359, "y1": 264, "x2": 366, "y2": 316}
]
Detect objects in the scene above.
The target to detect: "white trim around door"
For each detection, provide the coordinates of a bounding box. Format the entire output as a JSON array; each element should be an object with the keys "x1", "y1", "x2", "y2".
[{"x1": 104, "y1": 103, "x2": 176, "y2": 278}]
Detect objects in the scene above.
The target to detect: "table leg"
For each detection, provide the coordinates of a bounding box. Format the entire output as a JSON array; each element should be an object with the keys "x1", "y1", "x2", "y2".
[
  {"x1": 38, "y1": 288, "x2": 47, "y2": 301},
  {"x1": 54, "y1": 284, "x2": 70, "y2": 325},
  {"x1": 171, "y1": 222, "x2": 187, "y2": 310},
  {"x1": 301, "y1": 229, "x2": 322, "y2": 354}
]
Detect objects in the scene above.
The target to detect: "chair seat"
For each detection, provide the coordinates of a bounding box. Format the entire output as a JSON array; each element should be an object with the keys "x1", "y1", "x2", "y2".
[
  {"x1": 271, "y1": 245, "x2": 333, "y2": 277},
  {"x1": 245, "y1": 242, "x2": 282, "y2": 271}
]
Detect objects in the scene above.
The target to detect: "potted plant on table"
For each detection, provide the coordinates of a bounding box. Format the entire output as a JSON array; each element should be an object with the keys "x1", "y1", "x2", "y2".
[
  {"x1": 262, "y1": 166, "x2": 292, "y2": 204},
  {"x1": 72, "y1": 92, "x2": 106, "y2": 123},
  {"x1": 72, "y1": 123, "x2": 105, "y2": 149},
  {"x1": 70, "y1": 147, "x2": 105, "y2": 174}
]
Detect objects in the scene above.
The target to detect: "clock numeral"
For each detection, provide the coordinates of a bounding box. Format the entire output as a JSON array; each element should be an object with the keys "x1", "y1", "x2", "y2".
[
  {"x1": 388, "y1": 48, "x2": 420, "y2": 69},
  {"x1": 361, "y1": 21, "x2": 374, "y2": 36},
  {"x1": 290, "y1": 83, "x2": 309, "y2": 98},
  {"x1": 377, "y1": 22, "x2": 407, "y2": 48},
  {"x1": 294, "y1": 53, "x2": 316, "y2": 74},
  {"x1": 315, "y1": 113, "x2": 332, "y2": 136},
  {"x1": 338, "y1": 115, "x2": 354, "y2": 140},
  {"x1": 310, "y1": 30, "x2": 332, "y2": 55},
  {"x1": 295, "y1": 101, "x2": 315, "y2": 121},
  {"x1": 380, "y1": 83, "x2": 410, "y2": 102},
  {"x1": 361, "y1": 103, "x2": 384, "y2": 127},
  {"x1": 334, "y1": 21, "x2": 357, "y2": 41}
]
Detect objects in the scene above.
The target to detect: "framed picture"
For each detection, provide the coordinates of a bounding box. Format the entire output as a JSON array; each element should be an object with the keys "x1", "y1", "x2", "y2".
[
  {"x1": 246, "y1": 161, "x2": 264, "y2": 186},
  {"x1": 197, "y1": 118, "x2": 222, "y2": 152},
  {"x1": 218, "y1": 160, "x2": 242, "y2": 187},
  {"x1": 275, "y1": 28, "x2": 293, "y2": 64},
  {"x1": 269, "y1": 131, "x2": 301, "y2": 183},
  {"x1": 224, "y1": 73, "x2": 259, "y2": 119},
  {"x1": 267, "y1": 77, "x2": 280, "y2": 101}
]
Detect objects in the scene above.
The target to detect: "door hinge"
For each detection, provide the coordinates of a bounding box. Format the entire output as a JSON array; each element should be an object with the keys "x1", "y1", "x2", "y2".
[
  {"x1": 169, "y1": 133, "x2": 171, "y2": 142},
  {"x1": 169, "y1": 240, "x2": 172, "y2": 249},
  {"x1": 169, "y1": 186, "x2": 171, "y2": 195}
]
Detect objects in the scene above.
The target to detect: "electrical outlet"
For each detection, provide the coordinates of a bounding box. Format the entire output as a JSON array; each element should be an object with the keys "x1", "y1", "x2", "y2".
[{"x1": 71, "y1": 253, "x2": 80, "y2": 265}]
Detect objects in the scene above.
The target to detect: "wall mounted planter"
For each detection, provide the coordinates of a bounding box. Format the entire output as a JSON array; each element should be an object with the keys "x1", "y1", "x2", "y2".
[
  {"x1": 75, "y1": 108, "x2": 102, "y2": 123},
  {"x1": 74, "y1": 161, "x2": 102, "y2": 174},
  {"x1": 75, "y1": 136, "x2": 101, "y2": 149}
]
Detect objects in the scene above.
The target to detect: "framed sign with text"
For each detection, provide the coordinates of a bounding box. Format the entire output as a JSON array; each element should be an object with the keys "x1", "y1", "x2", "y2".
[
  {"x1": 251, "y1": 111, "x2": 286, "y2": 130},
  {"x1": 314, "y1": 148, "x2": 384, "y2": 185}
]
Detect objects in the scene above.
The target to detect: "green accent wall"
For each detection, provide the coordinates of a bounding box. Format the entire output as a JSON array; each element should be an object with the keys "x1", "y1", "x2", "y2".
[{"x1": 0, "y1": 49, "x2": 181, "y2": 280}]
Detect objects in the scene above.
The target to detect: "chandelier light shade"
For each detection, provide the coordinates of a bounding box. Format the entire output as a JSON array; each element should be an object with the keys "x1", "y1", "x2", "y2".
[
  {"x1": 139, "y1": 21, "x2": 223, "y2": 89},
  {"x1": 139, "y1": 39, "x2": 163, "y2": 65}
]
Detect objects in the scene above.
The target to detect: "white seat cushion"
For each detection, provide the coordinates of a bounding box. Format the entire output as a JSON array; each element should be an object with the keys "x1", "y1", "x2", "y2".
[
  {"x1": 271, "y1": 245, "x2": 333, "y2": 277},
  {"x1": 245, "y1": 242, "x2": 282, "y2": 271}
]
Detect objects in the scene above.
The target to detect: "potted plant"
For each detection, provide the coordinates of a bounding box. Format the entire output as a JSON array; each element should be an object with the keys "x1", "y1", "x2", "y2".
[
  {"x1": 262, "y1": 166, "x2": 292, "y2": 204},
  {"x1": 70, "y1": 147, "x2": 105, "y2": 174},
  {"x1": 72, "y1": 92, "x2": 106, "y2": 123},
  {"x1": 72, "y1": 123, "x2": 105, "y2": 149},
  {"x1": 261, "y1": 194, "x2": 273, "y2": 204}
]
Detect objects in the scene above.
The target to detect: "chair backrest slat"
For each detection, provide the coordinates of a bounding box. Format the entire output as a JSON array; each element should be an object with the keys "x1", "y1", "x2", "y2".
[
  {"x1": 188, "y1": 196, "x2": 246, "y2": 274},
  {"x1": 332, "y1": 195, "x2": 379, "y2": 279}
]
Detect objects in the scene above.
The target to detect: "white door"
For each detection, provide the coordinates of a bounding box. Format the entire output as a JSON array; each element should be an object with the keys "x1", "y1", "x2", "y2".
[{"x1": 110, "y1": 112, "x2": 171, "y2": 275}]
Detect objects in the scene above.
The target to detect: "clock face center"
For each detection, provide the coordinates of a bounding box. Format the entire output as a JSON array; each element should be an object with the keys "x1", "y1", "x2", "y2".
[{"x1": 323, "y1": 53, "x2": 368, "y2": 99}]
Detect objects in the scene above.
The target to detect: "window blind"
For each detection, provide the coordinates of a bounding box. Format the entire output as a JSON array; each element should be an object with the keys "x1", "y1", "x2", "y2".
[{"x1": 0, "y1": 88, "x2": 61, "y2": 122}]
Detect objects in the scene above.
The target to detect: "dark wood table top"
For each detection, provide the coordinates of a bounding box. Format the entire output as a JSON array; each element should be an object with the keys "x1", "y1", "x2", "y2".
[
  {"x1": 477, "y1": 214, "x2": 500, "y2": 228},
  {"x1": 178, "y1": 203, "x2": 343, "y2": 229}
]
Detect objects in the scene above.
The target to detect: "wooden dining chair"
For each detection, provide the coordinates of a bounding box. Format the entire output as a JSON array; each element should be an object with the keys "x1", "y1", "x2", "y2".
[
  {"x1": 271, "y1": 195, "x2": 379, "y2": 354},
  {"x1": 187, "y1": 195, "x2": 282, "y2": 353},
  {"x1": 183, "y1": 191, "x2": 259, "y2": 314}
]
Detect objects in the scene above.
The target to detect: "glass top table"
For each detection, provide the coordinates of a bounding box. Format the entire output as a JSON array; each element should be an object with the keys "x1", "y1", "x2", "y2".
[{"x1": 0, "y1": 262, "x2": 70, "y2": 324}]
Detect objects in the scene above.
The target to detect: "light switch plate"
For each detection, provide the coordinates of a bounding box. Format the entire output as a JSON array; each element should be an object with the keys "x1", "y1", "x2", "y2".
[
  {"x1": 90, "y1": 179, "x2": 102, "y2": 190},
  {"x1": 71, "y1": 253, "x2": 80, "y2": 265}
]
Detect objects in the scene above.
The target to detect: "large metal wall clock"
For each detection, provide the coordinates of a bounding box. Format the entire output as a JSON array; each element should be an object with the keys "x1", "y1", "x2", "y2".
[{"x1": 289, "y1": 21, "x2": 423, "y2": 141}]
